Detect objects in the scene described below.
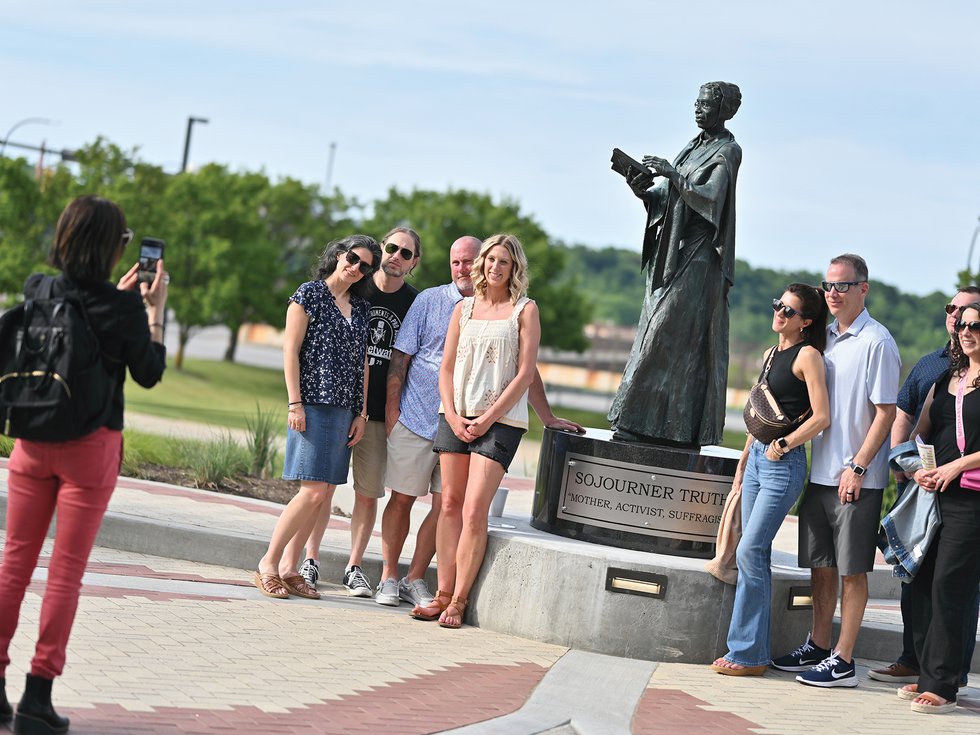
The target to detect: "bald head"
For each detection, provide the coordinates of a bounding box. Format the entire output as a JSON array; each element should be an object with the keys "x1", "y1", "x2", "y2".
[{"x1": 450, "y1": 236, "x2": 481, "y2": 296}]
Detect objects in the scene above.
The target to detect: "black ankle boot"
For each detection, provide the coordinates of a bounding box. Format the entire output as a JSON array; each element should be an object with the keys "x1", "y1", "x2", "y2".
[
  {"x1": 1, "y1": 676, "x2": 12, "y2": 723},
  {"x1": 13, "y1": 674, "x2": 69, "y2": 734}
]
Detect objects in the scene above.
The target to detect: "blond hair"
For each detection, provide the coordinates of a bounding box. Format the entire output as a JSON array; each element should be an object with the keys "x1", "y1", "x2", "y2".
[{"x1": 471, "y1": 233, "x2": 529, "y2": 303}]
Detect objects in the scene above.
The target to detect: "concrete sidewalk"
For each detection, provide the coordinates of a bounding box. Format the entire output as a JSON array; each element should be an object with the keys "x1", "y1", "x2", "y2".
[{"x1": 0, "y1": 458, "x2": 978, "y2": 733}]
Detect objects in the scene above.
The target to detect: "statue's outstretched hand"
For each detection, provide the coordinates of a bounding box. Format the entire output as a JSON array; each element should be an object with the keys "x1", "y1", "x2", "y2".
[{"x1": 642, "y1": 156, "x2": 677, "y2": 179}]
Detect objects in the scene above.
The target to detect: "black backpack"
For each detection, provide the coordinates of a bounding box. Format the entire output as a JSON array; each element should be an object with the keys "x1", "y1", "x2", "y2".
[{"x1": 0, "y1": 276, "x2": 113, "y2": 441}]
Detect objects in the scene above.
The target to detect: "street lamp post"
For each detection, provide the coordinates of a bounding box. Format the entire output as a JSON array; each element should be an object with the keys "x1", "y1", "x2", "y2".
[
  {"x1": 965, "y1": 216, "x2": 980, "y2": 281},
  {"x1": 181, "y1": 116, "x2": 209, "y2": 172},
  {"x1": 0, "y1": 117, "x2": 54, "y2": 157}
]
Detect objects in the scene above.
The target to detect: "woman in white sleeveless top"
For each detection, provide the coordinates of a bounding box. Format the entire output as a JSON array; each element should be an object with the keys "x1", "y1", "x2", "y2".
[{"x1": 410, "y1": 234, "x2": 541, "y2": 628}]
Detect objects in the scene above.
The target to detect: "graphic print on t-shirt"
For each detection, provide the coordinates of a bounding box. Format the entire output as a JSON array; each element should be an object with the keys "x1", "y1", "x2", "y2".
[
  {"x1": 363, "y1": 282, "x2": 418, "y2": 420},
  {"x1": 368, "y1": 307, "x2": 401, "y2": 366}
]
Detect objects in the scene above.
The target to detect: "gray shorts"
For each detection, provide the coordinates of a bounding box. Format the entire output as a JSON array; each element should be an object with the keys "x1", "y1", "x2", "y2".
[
  {"x1": 798, "y1": 482, "x2": 884, "y2": 575},
  {"x1": 433, "y1": 415, "x2": 525, "y2": 471}
]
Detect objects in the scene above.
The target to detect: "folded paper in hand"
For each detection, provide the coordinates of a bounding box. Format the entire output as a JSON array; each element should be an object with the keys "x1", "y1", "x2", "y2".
[{"x1": 915, "y1": 435, "x2": 937, "y2": 470}]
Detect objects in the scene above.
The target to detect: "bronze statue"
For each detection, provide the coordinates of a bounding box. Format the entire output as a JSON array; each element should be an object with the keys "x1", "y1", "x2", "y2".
[{"x1": 608, "y1": 82, "x2": 742, "y2": 447}]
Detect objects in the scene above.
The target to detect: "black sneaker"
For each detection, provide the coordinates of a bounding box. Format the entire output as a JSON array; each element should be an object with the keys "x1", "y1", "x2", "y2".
[
  {"x1": 343, "y1": 565, "x2": 373, "y2": 598},
  {"x1": 796, "y1": 652, "x2": 858, "y2": 688},
  {"x1": 299, "y1": 558, "x2": 319, "y2": 589},
  {"x1": 771, "y1": 633, "x2": 832, "y2": 672}
]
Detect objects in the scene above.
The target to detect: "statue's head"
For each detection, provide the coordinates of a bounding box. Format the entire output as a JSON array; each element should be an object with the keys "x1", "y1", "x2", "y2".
[{"x1": 697, "y1": 82, "x2": 741, "y2": 128}]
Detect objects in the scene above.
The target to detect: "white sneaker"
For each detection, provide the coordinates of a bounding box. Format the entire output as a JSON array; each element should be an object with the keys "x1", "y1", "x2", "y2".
[
  {"x1": 299, "y1": 558, "x2": 319, "y2": 589},
  {"x1": 376, "y1": 578, "x2": 400, "y2": 606},
  {"x1": 398, "y1": 577, "x2": 434, "y2": 607}
]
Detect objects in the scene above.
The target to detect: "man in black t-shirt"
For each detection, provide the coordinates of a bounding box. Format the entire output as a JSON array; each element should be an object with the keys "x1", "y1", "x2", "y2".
[{"x1": 298, "y1": 227, "x2": 420, "y2": 597}]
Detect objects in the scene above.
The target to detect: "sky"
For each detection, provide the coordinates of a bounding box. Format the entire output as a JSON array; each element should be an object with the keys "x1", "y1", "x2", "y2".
[{"x1": 2, "y1": 1, "x2": 979, "y2": 295}]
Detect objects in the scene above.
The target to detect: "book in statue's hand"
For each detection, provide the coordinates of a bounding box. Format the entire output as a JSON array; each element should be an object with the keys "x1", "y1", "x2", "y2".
[{"x1": 611, "y1": 147, "x2": 656, "y2": 179}]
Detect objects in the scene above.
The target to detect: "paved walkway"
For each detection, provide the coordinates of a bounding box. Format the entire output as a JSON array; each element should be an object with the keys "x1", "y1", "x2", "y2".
[{"x1": 0, "y1": 458, "x2": 978, "y2": 733}]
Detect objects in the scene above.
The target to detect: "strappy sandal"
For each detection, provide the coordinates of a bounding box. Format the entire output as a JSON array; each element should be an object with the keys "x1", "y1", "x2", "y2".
[
  {"x1": 280, "y1": 572, "x2": 321, "y2": 600},
  {"x1": 252, "y1": 571, "x2": 289, "y2": 599},
  {"x1": 438, "y1": 596, "x2": 468, "y2": 629},
  {"x1": 411, "y1": 589, "x2": 451, "y2": 621}
]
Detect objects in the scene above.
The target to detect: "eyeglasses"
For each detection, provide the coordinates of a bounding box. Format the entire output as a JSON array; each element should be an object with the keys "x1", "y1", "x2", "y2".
[
  {"x1": 955, "y1": 319, "x2": 980, "y2": 334},
  {"x1": 945, "y1": 304, "x2": 960, "y2": 315},
  {"x1": 772, "y1": 299, "x2": 802, "y2": 319},
  {"x1": 121, "y1": 228, "x2": 134, "y2": 248},
  {"x1": 821, "y1": 280, "x2": 865, "y2": 293},
  {"x1": 384, "y1": 242, "x2": 416, "y2": 261},
  {"x1": 344, "y1": 250, "x2": 374, "y2": 276}
]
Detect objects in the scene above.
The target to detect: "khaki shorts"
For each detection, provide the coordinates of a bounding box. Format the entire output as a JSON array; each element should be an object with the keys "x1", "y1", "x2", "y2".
[
  {"x1": 352, "y1": 419, "x2": 387, "y2": 499},
  {"x1": 385, "y1": 420, "x2": 441, "y2": 497}
]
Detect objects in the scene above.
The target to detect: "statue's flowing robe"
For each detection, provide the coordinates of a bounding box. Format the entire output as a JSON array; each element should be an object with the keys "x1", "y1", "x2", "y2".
[{"x1": 608, "y1": 129, "x2": 741, "y2": 446}]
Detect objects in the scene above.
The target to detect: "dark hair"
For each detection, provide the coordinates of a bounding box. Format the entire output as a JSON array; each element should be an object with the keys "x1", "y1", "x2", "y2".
[
  {"x1": 950, "y1": 300, "x2": 980, "y2": 389},
  {"x1": 829, "y1": 253, "x2": 869, "y2": 282},
  {"x1": 49, "y1": 195, "x2": 127, "y2": 283},
  {"x1": 786, "y1": 282, "x2": 830, "y2": 353},
  {"x1": 310, "y1": 234, "x2": 381, "y2": 300},
  {"x1": 381, "y1": 226, "x2": 422, "y2": 259},
  {"x1": 957, "y1": 285, "x2": 980, "y2": 298},
  {"x1": 700, "y1": 81, "x2": 741, "y2": 121}
]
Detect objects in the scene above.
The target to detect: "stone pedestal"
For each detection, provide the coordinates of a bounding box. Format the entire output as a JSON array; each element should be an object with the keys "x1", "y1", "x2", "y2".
[{"x1": 531, "y1": 427, "x2": 740, "y2": 558}]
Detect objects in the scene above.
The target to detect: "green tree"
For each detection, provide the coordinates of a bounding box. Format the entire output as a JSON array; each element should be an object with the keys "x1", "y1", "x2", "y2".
[{"x1": 364, "y1": 188, "x2": 589, "y2": 350}]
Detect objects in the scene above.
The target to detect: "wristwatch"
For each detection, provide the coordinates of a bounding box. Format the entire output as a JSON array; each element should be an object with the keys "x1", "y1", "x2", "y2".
[
  {"x1": 776, "y1": 437, "x2": 789, "y2": 451},
  {"x1": 848, "y1": 461, "x2": 867, "y2": 476}
]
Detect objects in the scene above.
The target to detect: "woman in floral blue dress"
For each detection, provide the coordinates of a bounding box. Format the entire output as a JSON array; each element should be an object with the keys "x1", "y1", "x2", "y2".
[{"x1": 253, "y1": 234, "x2": 381, "y2": 600}]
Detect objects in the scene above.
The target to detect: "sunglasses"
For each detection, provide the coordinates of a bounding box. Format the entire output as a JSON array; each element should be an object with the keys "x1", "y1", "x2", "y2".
[
  {"x1": 821, "y1": 280, "x2": 864, "y2": 293},
  {"x1": 944, "y1": 304, "x2": 960, "y2": 315},
  {"x1": 772, "y1": 299, "x2": 802, "y2": 319},
  {"x1": 344, "y1": 250, "x2": 374, "y2": 276},
  {"x1": 955, "y1": 320, "x2": 980, "y2": 334},
  {"x1": 384, "y1": 242, "x2": 416, "y2": 261},
  {"x1": 121, "y1": 228, "x2": 134, "y2": 248}
]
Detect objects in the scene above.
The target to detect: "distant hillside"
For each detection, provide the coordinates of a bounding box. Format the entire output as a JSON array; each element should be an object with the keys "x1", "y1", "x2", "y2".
[{"x1": 558, "y1": 244, "x2": 952, "y2": 386}]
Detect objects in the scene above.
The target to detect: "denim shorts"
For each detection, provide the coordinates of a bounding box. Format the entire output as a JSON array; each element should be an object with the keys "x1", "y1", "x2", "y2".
[
  {"x1": 282, "y1": 404, "x2": 353, "y2": 485},
  {"x1": 432, "y1": 415, "x2": 525, "y2": 471}
]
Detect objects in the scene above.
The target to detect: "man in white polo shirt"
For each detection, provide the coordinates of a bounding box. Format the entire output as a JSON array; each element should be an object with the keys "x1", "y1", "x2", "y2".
[{"x1": 771, "y1": 253, "x2": 900, "y2": 687}]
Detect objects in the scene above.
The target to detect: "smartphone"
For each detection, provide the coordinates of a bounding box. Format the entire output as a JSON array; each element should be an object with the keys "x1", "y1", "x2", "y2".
[{"x1": 137, "y1": 238, "x2": 165, "y2": 284}]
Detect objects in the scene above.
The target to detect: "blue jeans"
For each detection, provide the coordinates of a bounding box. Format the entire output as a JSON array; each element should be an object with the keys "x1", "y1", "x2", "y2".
[{"x1": 726, "y1": 441, "x2": 807, "y2": 666}]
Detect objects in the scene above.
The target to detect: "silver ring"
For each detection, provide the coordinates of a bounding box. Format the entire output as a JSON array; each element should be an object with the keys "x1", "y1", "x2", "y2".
[{"x1": 163, "y1": 274, "x2": 171, "y2": 285}]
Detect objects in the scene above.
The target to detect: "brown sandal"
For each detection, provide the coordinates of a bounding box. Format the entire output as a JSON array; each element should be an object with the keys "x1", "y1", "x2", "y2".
[
  {"x1": 411, "y1": 589, "x2": 452, "y2": 621},
  {"x1": 438, "y1": 596, "x2": 468, "y2": 629},
  {"x1": 280, "y1": 572, "x2": 321, "y2": 600},
  {"x1": 252, "y1": 571, "x2": 289, "y2": 599}
]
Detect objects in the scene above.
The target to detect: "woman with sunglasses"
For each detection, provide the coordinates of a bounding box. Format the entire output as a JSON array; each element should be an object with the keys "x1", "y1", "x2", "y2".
[
  {"x1": 897, "y1": 303, "x2": 980, "y2": 714},
  {"x1": 0, "y1": 196, "x2": 167, "y2": 733},
  {"x1": 711, "y1": 283, "x2": 830, "y2": 676},
  {"x1": 253, "y1": 235, "x2": 381, "y2": 600}
]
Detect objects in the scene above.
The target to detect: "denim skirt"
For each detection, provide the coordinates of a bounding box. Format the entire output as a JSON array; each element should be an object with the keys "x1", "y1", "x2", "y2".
[{"x1": 282, "y1": 404, "x2": 353, "y2": 485}]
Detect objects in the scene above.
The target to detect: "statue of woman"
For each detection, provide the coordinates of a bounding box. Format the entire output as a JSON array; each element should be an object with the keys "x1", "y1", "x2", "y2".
[{"x1": 609, "y1": 81, "x2": 742, "y2": 448}]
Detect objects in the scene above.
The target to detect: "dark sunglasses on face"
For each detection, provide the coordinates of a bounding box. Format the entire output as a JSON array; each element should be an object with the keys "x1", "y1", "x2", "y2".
[
  {"x1": 344, "y1": 250, "x2": 374, "y2": 276},
  {"x1": 383, "y1": 242, "x2": 416, "y2": 261},
  {"x1": 955, "y1": 319, "x2": 980, "y2": 334},
  {"x1": 772, "y1": 299, "x2": 801, "y2": 319},
  {"x1": 821, "y1": 280, "x2": 864, "y2": 293},
  {"x1": 945, "y1": 304, "x2": 960, "y2": 315}
]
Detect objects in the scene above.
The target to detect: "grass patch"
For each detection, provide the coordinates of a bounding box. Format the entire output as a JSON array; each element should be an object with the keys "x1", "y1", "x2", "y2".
[{"x1": 125, "y1": 356, "x2": 287, "y2": 430}]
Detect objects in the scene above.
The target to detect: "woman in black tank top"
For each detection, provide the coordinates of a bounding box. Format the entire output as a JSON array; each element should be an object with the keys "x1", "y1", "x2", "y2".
[
  {"x1": 899, "y1": 302, "x2": 980, "y2": 712},
  {"x1": 712, "y1": 284, "x2": 831, "y2": 676}
]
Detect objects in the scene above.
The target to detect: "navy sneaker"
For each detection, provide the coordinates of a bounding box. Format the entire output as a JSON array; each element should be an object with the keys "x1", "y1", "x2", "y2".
[
  {"x1": 796, "y1": 652, "x2": 858, "y2": 688},
  {"x1": 771, "y1": 634, "x2": 832, "y2": 672}
]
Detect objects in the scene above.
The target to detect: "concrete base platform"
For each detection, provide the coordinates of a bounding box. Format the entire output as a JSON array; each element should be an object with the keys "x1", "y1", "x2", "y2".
[{"x1": 469, "y1": 514, "x2": 812, "y2": 664}]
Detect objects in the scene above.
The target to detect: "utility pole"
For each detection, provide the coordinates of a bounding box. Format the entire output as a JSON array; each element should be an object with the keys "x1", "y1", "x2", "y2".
[{"x1": 181, "y1": 116, "x2": 209, "y2": 172}]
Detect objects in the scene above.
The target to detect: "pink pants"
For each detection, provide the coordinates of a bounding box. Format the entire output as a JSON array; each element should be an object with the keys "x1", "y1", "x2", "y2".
[{"x1": 0, "y1": 427, "x2": 121, "y2": 679}]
